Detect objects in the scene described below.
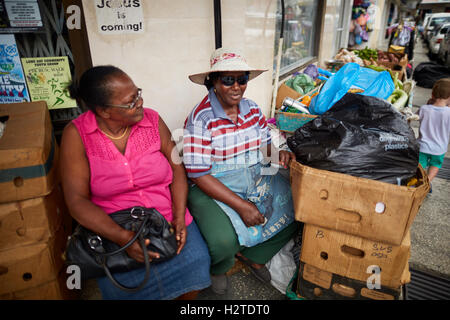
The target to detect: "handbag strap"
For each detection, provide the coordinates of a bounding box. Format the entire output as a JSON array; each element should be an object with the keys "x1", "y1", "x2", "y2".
[
  {"x1": 103, "y1": 212, "x2": 149, "y2": 257},
  {"x1": 100, "y1": 212, "x2": 152, "y2": 292},
  {"x1": 102, "y1": 233, "x2": 151, "y2": 293}
]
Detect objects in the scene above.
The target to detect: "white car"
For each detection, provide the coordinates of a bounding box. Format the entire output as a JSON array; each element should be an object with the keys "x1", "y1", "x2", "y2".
[
  {"x1": 424, "y1": 13, "x2": 450, "y2": 43},
  {"x1": 437, "y1": 28, "x2": 450, "y2": 67},
  {"x1": 420, "y1": 13, "x2": 433, "y2": 38},
  {"x1": 429, "y1": 23, "x2": 450, "y2": 58}
]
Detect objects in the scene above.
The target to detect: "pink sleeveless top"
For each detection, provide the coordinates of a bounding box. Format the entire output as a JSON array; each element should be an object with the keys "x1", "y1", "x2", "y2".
[{"x1": 72, "y1": 108, "x2": 193, "y2": 225}]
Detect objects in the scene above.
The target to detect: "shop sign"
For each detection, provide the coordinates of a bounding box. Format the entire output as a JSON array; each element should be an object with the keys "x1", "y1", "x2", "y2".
[
  {"x1": 21, "y1": 56, "x2": 76, "y2": 109},
  {"x1": 95, "y1": 0, "x2": 144, "y2": 34},
  {"x1": 0, "y1": 34, "x2": 30, "y2": 104},
  {"x1": 4, "y1": 0, "x2": 42, "y2": 27}
]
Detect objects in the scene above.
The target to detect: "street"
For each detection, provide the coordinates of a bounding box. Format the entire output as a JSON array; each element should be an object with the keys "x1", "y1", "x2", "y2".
[{"x1": 78, "y1": 37, "x2": 450, "y2": 301}]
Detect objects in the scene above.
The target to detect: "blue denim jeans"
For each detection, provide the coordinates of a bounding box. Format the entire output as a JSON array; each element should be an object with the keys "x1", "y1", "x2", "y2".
[{"x1": 96, "y1": 221, "x2": 211, "y2": 300}]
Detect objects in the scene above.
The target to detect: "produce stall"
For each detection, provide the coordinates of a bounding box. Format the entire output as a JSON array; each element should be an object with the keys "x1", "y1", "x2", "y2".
[
  {"x1": 272, "y1": 45, "x2": 427, "y2": 301},
  {"x1": 272, "y1": 46, "x2": 418, "y2": 140}
]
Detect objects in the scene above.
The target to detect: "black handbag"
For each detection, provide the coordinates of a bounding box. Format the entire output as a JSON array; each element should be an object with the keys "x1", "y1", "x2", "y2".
[{"x1": 65, "y1": 207, "x2": 178, "y2": 292}]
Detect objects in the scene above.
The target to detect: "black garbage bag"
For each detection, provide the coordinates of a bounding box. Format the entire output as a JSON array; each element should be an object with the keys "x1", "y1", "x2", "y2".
[
  {"x1": 413, "y1": 62, "x2": 450, "y2": 88},
  {"x1": 287, "y1": 93, "x2": 419, "y2": 185}
]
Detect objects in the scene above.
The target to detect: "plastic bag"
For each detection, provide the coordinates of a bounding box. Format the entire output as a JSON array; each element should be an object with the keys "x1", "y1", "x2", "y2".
[
  {"x1": 287, "y1": 93, "x2": 419, "y2": 185},
  {"x1": 303, "y1": 64, "x2": 319, "y2": 80},
  {"x1": 413, "y1": 62, "x2": 450, "y2": 88},
  {"x1": 309, "y1": 63, "x2": 394, "y2": 115},
  {"x1": 392, "y1": 27, "x2": 411, "y2": 47},
  {"x1": 265, "y1": 239, "x2": 296, "y2": 295}
]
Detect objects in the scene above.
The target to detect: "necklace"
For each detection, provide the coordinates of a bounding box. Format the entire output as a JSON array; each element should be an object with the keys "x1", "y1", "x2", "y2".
[{"x1": 100, "y1": 126, "x2": 129, "y2": 140}]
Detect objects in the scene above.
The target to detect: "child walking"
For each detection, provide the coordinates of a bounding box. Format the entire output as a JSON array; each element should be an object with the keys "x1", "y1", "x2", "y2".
[{"x1": 417, "y1": 78, "x2": 450, "y2": 190}]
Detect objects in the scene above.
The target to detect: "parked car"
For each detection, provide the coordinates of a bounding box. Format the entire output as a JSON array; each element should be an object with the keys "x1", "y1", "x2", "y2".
[
  {"x1": 420, "y1": 13, "x2": 433, "y2": 38},
  {"x1": 429, "y1": 23, "x2": 450, "y2": 59},
  {"x1": 424, "y1": 13, "x2": 450, "y2": 43},
  {"x1": 437, "y1": 28, "x2": 450, "y2": 67}
]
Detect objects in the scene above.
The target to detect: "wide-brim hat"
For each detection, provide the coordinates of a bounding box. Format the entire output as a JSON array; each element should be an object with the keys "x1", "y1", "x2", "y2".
[{"x1": 189, "y1": 47, "x2": 268, "y2": 85}]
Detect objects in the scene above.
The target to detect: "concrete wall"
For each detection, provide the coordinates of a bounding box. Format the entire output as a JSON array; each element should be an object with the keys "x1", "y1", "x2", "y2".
[
  {"x1": 81, "y1": 0, "x2": 276, "y2": 134},
  {"x1": 369, "y1": 0, "x2": 388, "y2": 50}
]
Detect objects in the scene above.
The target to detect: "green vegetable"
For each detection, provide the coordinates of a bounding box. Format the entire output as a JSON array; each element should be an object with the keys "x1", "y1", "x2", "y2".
[
  {"x1": 354, "y1": 47, "x2": 378, "y2": 60},
  {"x1": 286, "y1": 74, "x2": 315, "y2": 95},
  {"x1": 387, "y1": 89, "x2": 408, "y2": 110},
  {"x1": 366, "y1": 65, "x2": 387, "y2": 72},
  {"x1": 285, "y1": 78, "x2": 304, "y2": 95}
]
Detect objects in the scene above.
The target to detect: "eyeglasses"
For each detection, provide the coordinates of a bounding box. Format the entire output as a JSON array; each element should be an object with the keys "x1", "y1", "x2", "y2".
[
  {"x1": 106, "y1": 88, "x2": 142, "y2": 109},
  {"x1": 219, "y1": 75, "x2": 249, "y2": 86}
]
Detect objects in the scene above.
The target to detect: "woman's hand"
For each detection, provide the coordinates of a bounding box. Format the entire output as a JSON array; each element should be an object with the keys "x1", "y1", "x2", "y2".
[
  {"x1": 120, "y1": 230, "x2": 161, "y2": 263},
  {"x1": 237, "y1": 200, "x2": 265, "y2": 227},
  {"x1": 279, "y1": 150, "x2": 296, "y2": 169},
  {"x1": 171, "y1": 216, "x2": 187, "y2": 254}
]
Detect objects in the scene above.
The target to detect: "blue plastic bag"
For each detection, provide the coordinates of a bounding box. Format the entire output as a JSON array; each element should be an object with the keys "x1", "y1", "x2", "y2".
[{"x1": 309, "y1": 63, "x2": 395, "y2": 115}]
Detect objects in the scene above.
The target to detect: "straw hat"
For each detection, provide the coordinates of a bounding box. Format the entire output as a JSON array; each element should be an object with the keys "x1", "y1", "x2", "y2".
[{"x1": 189, "y1": 47, "x2": 267, "y2": 85}]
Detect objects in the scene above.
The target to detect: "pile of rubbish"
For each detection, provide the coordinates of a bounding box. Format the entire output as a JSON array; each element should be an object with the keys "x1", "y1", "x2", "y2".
[{"x1": 273, "y1": 46, "x2": 420, "y2": 186}]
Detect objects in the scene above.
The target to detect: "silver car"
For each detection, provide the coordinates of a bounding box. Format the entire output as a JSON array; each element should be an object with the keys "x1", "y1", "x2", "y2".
[
  {"x1": 430, "y1": 23, "x2": 450, "y2": 59},
  {"x1": 425, "y1": 13, "x2": 450, "y2": 43},
  {"x1": 437, "y1": 27, "x2": 450, "y2": 67}
]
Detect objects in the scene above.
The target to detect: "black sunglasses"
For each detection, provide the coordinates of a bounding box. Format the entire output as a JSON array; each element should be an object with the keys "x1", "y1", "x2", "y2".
[{"x1": 219, "y1": 74, "x2": 249, "y2": 86}]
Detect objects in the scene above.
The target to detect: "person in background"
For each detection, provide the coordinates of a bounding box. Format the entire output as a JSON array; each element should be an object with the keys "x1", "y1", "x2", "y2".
[
  {"x1": 183, "y1": 48, "x2": 300, "y2": 295},
  {"x1": 417, "y1": 78, "x2": 450, "y2": 192},
  {"x1": 60, "y1": 65, "x2": 211, "y2": 299}
]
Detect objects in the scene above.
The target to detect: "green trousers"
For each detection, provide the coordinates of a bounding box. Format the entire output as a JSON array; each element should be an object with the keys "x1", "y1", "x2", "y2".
[{"x1": 187, "y1": 185, "x2": 300, "y2": 275}]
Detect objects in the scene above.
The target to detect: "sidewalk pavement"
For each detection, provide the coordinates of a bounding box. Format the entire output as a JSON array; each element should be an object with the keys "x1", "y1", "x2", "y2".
[
  {"x1": 405, "y1": 38, "x2": 450, "y2": 280},
  {"x1": 79, "y1": 37, "x2": 450, "y2": 301}
]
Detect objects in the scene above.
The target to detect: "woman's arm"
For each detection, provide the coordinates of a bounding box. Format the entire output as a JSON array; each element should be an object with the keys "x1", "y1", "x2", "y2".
[
  {"x1": 158, "y1": 116, "x2": 187, "y2": 254},
  {"x1": 260, "y1": 142, "x2": 296, "y2": 168},
  {"x1": 60, "y1": 123, "x2": 159, "y2": 262}
]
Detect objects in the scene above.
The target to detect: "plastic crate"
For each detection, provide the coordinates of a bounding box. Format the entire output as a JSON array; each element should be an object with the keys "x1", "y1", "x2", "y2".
[{"x1": 275, "y1": 110, "x2": 317, "y2": 134}]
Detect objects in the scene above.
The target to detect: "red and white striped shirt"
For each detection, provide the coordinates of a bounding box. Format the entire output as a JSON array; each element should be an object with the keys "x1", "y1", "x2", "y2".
[{"x1": 183, "y1": 88, "x2": 271, "y2": 178}]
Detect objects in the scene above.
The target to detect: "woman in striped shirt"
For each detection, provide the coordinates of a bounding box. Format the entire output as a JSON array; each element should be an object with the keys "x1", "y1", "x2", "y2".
[{"x1": 184, "y1": 48, "x2": 300, "y2": 295}]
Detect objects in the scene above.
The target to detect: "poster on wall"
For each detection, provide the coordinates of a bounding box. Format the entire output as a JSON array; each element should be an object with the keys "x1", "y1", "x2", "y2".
[
  {"x1": 0, "y1": 0, "x2": 45, "y2": 33},
  {"x1": 0, "y1": 34, "x2": 30, "y2": 103},
  {"x1": 95, "y1": 0, "x2": 144, "y2": 34},
  {"x1": 21, "y1": 56, "x2": 77, "y2": 109}
]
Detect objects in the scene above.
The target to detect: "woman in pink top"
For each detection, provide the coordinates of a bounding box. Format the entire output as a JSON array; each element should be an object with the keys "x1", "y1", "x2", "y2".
[{"x1": 60, "y1": 66, "x2": 210, "y2": 300}]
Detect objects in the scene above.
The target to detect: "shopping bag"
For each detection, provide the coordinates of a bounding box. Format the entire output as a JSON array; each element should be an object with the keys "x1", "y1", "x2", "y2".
[{"x1": 309, "y1": 63, "x2": 394, "y2": 115}]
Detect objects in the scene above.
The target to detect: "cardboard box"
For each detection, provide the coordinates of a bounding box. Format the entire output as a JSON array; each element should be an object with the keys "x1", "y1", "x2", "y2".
[
  {"x1": 388, "y1": 45, "x2": 406, "y2": 55},
  {"x1": 0, "y1": 185, "x2": 70, "y2": 251},
  {"x1": 275, "y1": 83, "x2": 302, "y2": 110},
  {"x1": 296, "y1": 262, "x2": 405, "y2": 300},
  {"x1": 378, "y1": 62, "x2": 407, "y2": 81},
  {"x1": 299, "y1": 224, "x2": 411, "y2": 288},
  {"x1": 0, "y1": 102, "x2": 58, "y2": 204},
  {"x1": 0, "y1": 269, "x2": 79, "y2": 300},
  {"x1": 0, "y1": 220, "x2": 70, "y2": 295},
  {"x1": 289, "y1": 161, "x2": 429, "y2": 245},
  {"x1": 377, "y1": 51, "x2": 408, "y2": 81}
]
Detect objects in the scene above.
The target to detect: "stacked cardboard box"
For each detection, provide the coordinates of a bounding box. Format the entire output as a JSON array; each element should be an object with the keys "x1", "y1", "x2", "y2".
[
  {"x1": 289, "y1": 160, "x2": 430, "y2": 300},
  {"x1": 0, "y1": 102, "x2": 75, "y2": 300}
]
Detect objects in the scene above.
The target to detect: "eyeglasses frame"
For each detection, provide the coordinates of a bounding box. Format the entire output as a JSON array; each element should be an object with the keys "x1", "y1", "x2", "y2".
[{"x1": 105, "y1": 88, "x2": 142, "y2": 109}]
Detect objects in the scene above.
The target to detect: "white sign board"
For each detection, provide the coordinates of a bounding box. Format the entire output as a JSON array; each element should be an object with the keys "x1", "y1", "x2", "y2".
[
  {"x1": 95, "y1": 0, "x2": 144, "y2": 34},
  {"x1": 4, "y1": 0, "x2": 42, "y2": 28}
]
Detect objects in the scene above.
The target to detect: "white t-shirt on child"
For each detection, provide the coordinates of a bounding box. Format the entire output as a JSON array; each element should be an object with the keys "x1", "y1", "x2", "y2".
[{"x1": 417, "y1": 104, "x2": 450, "y2": 155}]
